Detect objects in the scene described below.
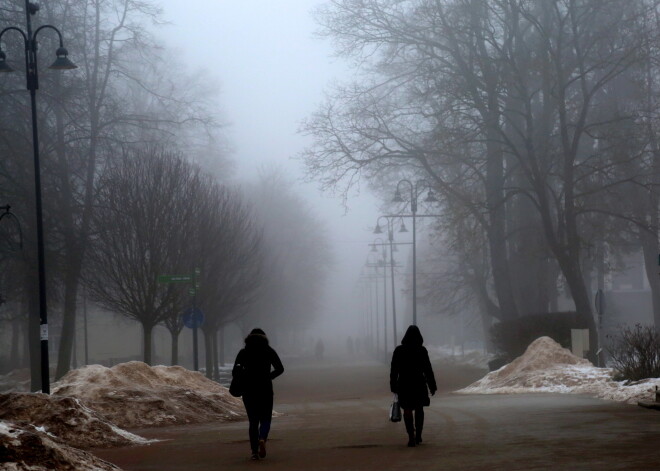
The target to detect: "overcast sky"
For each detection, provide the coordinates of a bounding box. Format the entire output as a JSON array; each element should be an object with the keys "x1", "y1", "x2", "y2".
[{"x1": 156, "y1": 0, "x2": 388, "y2": 338}]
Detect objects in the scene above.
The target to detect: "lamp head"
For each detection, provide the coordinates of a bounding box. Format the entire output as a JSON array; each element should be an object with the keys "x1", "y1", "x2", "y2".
[
  {"x1": 424, "y1": 189, "x2": 438, "y2": 203},
  {"x1": 399, "y1": 221, "x2": 408, "y2": 233},
  {"x1": 0, "y1": 51, "x2": 14, "y2": 72},
  {"x1": 373, "y1": 223, "x2": 383, "y2": 234},
  {"x1": 370, "y1": 244, "x2": 377, "y2": 252},
  {"x1": 48, "y1": 47, "x2": 77, "y2": 70},
  {"x1": 392, "y1": 189, "x2": 404, "y2": 203}
]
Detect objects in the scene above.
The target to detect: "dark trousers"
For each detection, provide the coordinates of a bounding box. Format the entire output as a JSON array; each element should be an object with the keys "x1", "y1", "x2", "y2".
[
  {"x1": 403, "y1": 407, "x2": 424, "y2": 438},
  {"x1": 243, "y1": 393, "x2": 274, "y2": 453}
]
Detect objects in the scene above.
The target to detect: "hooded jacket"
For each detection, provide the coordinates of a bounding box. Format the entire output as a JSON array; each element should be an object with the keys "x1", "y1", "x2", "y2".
[
  {"x1": 390, "y1": 326, "x2": 437, "y2": 408},
  {"x1": 232, "y1": 331, "x2": 284, "y2": 396}
]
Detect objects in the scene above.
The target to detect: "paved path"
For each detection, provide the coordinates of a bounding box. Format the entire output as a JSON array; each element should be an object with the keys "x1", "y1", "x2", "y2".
[{"x1": 93, "y1": 361, "x2": 660, "y2": 471}]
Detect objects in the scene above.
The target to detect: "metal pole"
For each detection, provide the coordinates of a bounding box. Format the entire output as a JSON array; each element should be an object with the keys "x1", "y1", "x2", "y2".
[
  {"x1": 368, "y1": 280, "x2": 373, "y2": 353},
  {"x1": 374, "y1": 269, "x2": 380, "y2": 355},
  {"x1": 24, "y1": 2, "x2": 50, "y2": 392},
  {"x1": 382, "y1": 254, "x2": 387, "y2": 356},
  {"x1": 388, "y1": 223, "x2": 398, "y2": 346},
  {"x1": 412, "y1": 199, "x2": 417, "y2": 326}
]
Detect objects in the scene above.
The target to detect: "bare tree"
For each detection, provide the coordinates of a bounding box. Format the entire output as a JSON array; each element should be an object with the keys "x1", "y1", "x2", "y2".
[
  {"x1": 194, "y1": 184, "x2": 263, "y2": 378},
  {"x1": 85, "y1": 148, "x2": 200, "y2": 364},
  {"x1": 305, "y1": 0, "x2": 660, "y2": 359}
]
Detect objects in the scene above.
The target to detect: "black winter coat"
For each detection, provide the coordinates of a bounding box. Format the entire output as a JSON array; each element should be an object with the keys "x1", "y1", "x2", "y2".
[
  {"x1": 232, "y1": 333, "x2": 284, "y2": 397},
  {"x1": 390, "y1": 344, "x2": 437, "y2": 409}
]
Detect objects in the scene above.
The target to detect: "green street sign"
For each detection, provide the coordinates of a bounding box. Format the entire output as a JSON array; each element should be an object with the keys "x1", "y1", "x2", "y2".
[{"x1": 158, "y1": 274, "x2": 193, "y2": 283}]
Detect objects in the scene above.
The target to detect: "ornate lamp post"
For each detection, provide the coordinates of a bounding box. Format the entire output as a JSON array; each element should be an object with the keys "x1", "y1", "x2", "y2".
[
  {"x1": 0, "y1": 1, "x2": 77, "y2": 393},
  {"x1": 373, "y1": 216, "x2": 408, "y2": 346},
  {"x1": 392, "y1": 180, "x2": 437, "y2": 326},
  {"x1": 363, "y1": 255, "x2": 381, "y2": 356}
]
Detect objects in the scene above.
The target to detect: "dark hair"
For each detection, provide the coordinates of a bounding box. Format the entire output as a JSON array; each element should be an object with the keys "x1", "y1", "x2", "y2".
[
  {"x1": 401, "y1": 325, "x2": 423, "y2": 346},
  {"x1": 250, "y1": 328, "x2": 266, "y2": 336}
]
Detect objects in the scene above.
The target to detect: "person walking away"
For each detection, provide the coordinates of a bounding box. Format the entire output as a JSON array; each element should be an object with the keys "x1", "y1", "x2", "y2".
[
  {"x1": 390, "y1": 325, "x2": 437, "y2": 447},
  {"x1": 232, "y1": 328, "x2": 284, "y2": 460}
]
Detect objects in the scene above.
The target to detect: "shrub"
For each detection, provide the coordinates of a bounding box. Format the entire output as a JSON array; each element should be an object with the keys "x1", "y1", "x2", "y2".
[
  {"x1": 607, "y1": 324, "x2": 660, "y2": 381},
  {"x1": 490, "y1": 311, "x2": 586, "y2": 361}
]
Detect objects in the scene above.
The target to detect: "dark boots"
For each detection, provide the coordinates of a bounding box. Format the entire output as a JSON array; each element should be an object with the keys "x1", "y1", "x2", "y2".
[
  {"x1": 404, "y1": 412, "x2": 415, "y2": 447},
  {"x1": 404, "y1": 408, "x2": 425, "y2": 446},
  {"x1": 415, "y1": 408, "x2": 424, "y2": 444}
]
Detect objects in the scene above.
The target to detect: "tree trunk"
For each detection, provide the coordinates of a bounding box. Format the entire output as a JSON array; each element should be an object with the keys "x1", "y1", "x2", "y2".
[
  {"x1": 9, "y1": 312, "x2": 20, "y2": 368},
  {"x1": 640, "y1": 232, "x2": 660, "y2": 329},
  {"x1": 485, "y1": 129, "x2": 519, "y2": 321},
  {"x1": 20, "y1": 306, "x2": 29, "y2": 368},
  {"x1": 557, "y1": 253, "x2": 598, "y2": 360},
  {"x1": 212, "y1": 330, "x2": 219, "y2": 380},
  {"x1": 142, "y1": 324, "x2": 153, "y2": 365},
  {"x1": 170, "y1": 330, "x2": 179, "y2": 366},
  {"x1": 204, "y1": 329, "x2": 213, "y2": 379},
  {"x1": 54, "y1": 69, "x2": 85, "y2": 380},
  {"x1": 28, "y1": 288, "x2": 41, "y2": 392},
  {"x1": 55, "y1": 259, "x2": 82, "y2": 379},
  {"x1": 218, "y1": 326, "x2": 225, "y2": 367}
]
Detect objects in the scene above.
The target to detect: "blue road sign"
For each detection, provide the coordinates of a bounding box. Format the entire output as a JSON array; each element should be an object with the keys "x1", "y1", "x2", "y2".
[{"x1": 182, "y1": 307, "x2": 204, "y2": 329}]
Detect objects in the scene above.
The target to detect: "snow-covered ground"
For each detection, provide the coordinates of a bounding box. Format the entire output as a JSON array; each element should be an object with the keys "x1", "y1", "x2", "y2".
[
  {"x1": 1, "y1": 362, "x2": 247, "y2": 470},
  {"x1": 0, "y1": 421, "x2": 123, "y2": 471},
  {"x1": 51, "y1": 361, "x2": 246, "y2": 428},
  {"x1": 457, "y1": 336, "x2": 660, "y2": 404},
  {"x1": 0, "y1": 392, "x2": 150, "y2": 449}
]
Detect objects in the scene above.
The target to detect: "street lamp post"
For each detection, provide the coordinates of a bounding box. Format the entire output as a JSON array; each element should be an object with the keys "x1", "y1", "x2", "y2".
[
  {"x1": 366, "y1": 245, "x2": 388, "y2": 357},
  {"x1": 0, "y1": 1, "x2": 77, "y2": 394},
  {"x1": 393, "y1": 180, "x2": 437, "y2": 326},
  {"x1": 363, "y1": 259, "x2": 381, "y2": 356},
  {"x1": 373, "y1": 216, "x2": 408, "y2": 347}
]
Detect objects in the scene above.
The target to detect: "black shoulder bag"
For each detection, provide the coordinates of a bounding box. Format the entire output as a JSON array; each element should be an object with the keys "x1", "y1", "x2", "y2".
[{"x1": 229, "y1": 365, "x2": 245, "y2": 398}]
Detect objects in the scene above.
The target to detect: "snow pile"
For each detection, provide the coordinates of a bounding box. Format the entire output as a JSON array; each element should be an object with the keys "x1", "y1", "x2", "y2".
[
  {"x1": 458, "y1": 336, "x2": 660, "y2": 404},
  {"x1": 0, "y1": 369, "x2": 30, "y2": 393},
  {"x1": 0, "y1": 420, "x2": 123, "y2": 471},
  {"x1": 0, "y1": 392, "x2": 150, "y2": 449},
  {"x1": 427, "y1": 345, "x2": 491, "y2": 369},
  {"x1": 52, "y1": 362, "x2": 246, "y2": 428}
]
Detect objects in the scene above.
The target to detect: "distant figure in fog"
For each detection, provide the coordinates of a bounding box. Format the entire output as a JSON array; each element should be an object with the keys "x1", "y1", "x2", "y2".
[
  {"x1": 315, "y1": 339, "x2": 325, "y2": 360},
  {"x1": 232, "y1": 328, "x2": 284, "y2": 460},
  {"x1": 390, "y1": 325, "x2": 437, "y2": 447}
]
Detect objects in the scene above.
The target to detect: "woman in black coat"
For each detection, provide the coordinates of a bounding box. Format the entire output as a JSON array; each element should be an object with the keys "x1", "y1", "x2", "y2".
[
  {"x1": 232, "y1": 328, "x2": 284, "y2": 460},
  {"x1": 390, "y1": 325, "x2": 437, "y2": 447}
]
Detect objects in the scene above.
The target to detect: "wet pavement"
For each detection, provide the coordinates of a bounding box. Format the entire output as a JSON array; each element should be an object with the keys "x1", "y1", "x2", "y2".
[{"x1": 92, "y1": 360, "x2": 660, "y2": 471}]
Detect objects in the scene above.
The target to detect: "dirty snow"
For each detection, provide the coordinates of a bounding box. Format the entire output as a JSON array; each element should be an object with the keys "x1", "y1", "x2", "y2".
[
  {"x1": 0, "y1": 420, "x2": 123, "y2": 470},
  {"x1": 458, "y1": 336, "x2": 660, "y2": 404},
  {"x1": 52, "y1": 361, "x2": 246, "y2": 428},
  {"x1": 0, "y1": 392, "x2": 150, "y2": 449}
]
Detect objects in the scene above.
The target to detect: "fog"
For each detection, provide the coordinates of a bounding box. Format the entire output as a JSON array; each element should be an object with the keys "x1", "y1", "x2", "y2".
[
  {"x1": 155, "y1": 0, "x2": 390, "y2": 354},
  {"x1": 6, "y1": 2, "x2": 660, "y2": 469},
  {"x1": 2, "y1": 0, "x2": 660, "y2": 391}
]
